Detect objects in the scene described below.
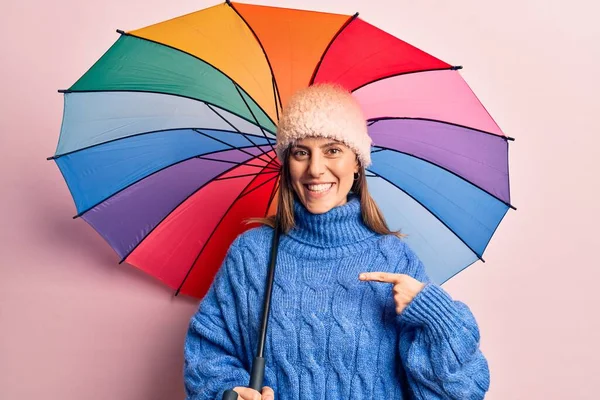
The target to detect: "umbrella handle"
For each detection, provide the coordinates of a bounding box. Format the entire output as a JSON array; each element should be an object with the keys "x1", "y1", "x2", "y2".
[
  {"x1": 249, "y1": 356, "x2": 265, "y2": 391},
  {"x1": 222, "y1": 390, "x2": 239, "y2": 400},
  {"x1": 220, "y1": 356, "x2": 265, "y2": 399}
]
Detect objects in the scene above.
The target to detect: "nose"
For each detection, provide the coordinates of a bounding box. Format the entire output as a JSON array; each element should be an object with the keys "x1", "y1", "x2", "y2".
[{"x1": 307, "y1": 153, "x2": 326, "y2": 177}]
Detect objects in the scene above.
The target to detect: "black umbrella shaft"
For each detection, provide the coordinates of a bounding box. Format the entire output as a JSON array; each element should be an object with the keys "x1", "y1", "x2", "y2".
[
  {"x1": 250, "y1": 222, "x2": 281, "y2": 391},
  {"x1": 256, "y1": 222, "x2": 280, "y2": 358},
  {"x1": 222, "y1": 222, "x2": 280, "y2": 399}
]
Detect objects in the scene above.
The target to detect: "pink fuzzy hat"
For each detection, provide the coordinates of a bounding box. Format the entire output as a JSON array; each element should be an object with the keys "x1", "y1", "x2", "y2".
[{"x1": 276, "y1": 83, "x2": 372, "y2": 167}]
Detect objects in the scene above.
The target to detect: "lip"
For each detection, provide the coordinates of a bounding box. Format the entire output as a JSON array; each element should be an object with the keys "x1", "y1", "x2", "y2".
[{"x1": 303, "y1": 182, "x2": 335, "y2": 199}]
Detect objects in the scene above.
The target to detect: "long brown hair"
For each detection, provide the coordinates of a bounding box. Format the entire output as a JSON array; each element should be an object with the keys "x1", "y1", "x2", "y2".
[{"x1": 247, "y1": 147, "x2": 405, "y2": 238}]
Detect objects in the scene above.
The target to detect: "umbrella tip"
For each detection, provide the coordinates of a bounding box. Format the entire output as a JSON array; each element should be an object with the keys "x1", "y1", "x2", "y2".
[
  {"x1": 451, "y1": 65, "x2": 463, "y2": 70},
  {"x1": 116, "y1": 29, "x2": 125, "y2": 35}
]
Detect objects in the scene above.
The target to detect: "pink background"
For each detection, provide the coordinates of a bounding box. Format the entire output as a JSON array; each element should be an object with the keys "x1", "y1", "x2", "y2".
[{"x1": 1, "y1": 0, "x2": 599, "y2": 398}]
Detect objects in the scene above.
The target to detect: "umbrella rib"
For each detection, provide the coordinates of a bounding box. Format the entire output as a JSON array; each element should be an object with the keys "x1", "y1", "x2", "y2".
[
  {"x1": 214, "y1": 170, "x2": 279, "y2": 181},
  {"x1": 193, "y1": 128, "x2": 275, "y2": 166},
  {"x1": 227, "y1": 0, "x2": 283, "y2": 114},
  {"x1": 196, "y1": 155, "x2": 279, "y2": 171},
  {"x1": 204, "y1": 102, "x2": 244, "y2": 133},
  {"x1": 118, "y1": 150, "x2": 274, "y2": 267},
  {"x1": 310, "y1": 12, "x2": 359, "y2": 85},
  {"x1": 471, "y1": 204, "x2": 510, "y2": 263},
  {"x1": 237, "y1": 174, "x2": 279, "y2": 201},
  {"x1": 265, "y1": 177, "x2": 280, "y2": 217},
  {"x1": 366, "y1": 169, "x2": 487, "y2": 262},
  {"x1": 71, "y1": 145, "x2": 273, "y2": 218},
  {"x1": 49, "y1": 126, "x2": 275, "y2": 161},
  {"x1": 205, "y1": 101, "x2": 277, "y2": 145},
  {"x1": 272, "y1": 77, "x2": 280, "y2": 121},
  {"x1": 368, "y1": 116, "x2": 515, "y2": 141},
  {"x1": 175, "y1": 158, "x2": 277, "y2": 296},
  {"x1": 202, "y1": 104, "x2": 273, "y2": 162},
  {"x1": 371, "y1": 146, "x2": 516, "y2": 210},
  {"x1": 233, "y1": 84, "x2": 277, "y2": 158},
  {"x1": 351, "y1": 66, "x2": 461, "y2": 92}
]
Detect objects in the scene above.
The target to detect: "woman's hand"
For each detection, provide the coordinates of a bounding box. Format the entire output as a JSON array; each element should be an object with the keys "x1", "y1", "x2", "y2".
[
  {"x1": 359, "y1": 272, "x2": 425, "y2": 314},
  {"x1": 233, "y1": 386, "x2": 274, "y2": 400}
]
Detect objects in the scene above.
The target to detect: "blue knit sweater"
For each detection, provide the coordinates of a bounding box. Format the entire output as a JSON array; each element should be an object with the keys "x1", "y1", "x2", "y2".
[{"x1": 183, "y1": 196, "x2": 490, "y2": 399}]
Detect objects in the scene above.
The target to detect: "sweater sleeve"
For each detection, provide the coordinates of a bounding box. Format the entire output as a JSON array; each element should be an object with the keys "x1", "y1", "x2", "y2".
[
  {"x1": 183, "y1": 241, "x2": 251, "y2": 400},
  {"x1": 396, "y1": 245, "x2": 490, "y2": 399}
]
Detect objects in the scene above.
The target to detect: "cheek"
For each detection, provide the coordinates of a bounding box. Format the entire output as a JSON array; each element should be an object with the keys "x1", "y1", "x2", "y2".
[
  {"x1": 331, "y1": 164, "x2": 357, "y2": 190},
  {"x1": 335, "y1": 158, "x2": 358, "y2": 181},
  {"x1": 288, "y1": 162, "x2": 304, "y2": 187},
  {"x1": 338, "y1": 172, "x2": 355, "y2": 189}
]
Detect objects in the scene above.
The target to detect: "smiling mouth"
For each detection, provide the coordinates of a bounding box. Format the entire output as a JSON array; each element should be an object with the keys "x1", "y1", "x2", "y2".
[{"x1": 304, "y1": 183, "x2": 334, "y2": 193}]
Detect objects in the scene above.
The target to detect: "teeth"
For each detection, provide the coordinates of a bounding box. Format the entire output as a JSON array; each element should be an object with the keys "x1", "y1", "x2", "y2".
[{"x1": 307, "y1": 183, "x2": 333, "y2": 192}]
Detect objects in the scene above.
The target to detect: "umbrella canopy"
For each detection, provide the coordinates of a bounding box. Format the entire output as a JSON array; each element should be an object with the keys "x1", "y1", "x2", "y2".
[{"x1": 50, "y1": 1, "x2": 514, "y2": 298}]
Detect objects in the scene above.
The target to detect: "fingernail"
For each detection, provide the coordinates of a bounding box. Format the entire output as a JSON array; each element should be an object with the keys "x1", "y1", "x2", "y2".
[{"x1": 359, "y1": 274, "x2": 366, "y2": 280}]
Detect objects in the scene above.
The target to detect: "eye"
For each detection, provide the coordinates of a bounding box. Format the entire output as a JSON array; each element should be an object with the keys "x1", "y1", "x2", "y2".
[
  {"x1": 326, "y1": 147, "x2": 342, "y2": 155},
  {"x1": 292, "y1": 149, "x2": 308, "y2": 157}
]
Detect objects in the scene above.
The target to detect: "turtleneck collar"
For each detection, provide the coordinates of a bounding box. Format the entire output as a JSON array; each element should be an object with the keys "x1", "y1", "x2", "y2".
[{"x1": 286, "y1": 194, "x2": 377, "y2": 250}]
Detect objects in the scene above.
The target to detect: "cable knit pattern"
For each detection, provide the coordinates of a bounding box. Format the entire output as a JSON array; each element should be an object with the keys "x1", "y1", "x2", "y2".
[{"x1": 184, "y1": 196, "x2": 490, "y2": 399}]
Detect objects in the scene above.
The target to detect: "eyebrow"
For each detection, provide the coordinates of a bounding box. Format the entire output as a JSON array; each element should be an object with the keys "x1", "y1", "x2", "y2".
[{"x1": 292, "y1": 141, "x2": 343, "y2": 150}]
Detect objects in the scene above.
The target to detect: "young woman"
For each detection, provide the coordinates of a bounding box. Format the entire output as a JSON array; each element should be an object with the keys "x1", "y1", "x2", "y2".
[{"x1": 183, "y1": 84, "x2": 490, "y2": 400}]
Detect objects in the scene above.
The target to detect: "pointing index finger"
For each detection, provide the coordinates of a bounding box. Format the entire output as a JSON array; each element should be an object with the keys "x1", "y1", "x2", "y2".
[{"x1": 359, "y1": 272, "x2": 403, "y2": 284}]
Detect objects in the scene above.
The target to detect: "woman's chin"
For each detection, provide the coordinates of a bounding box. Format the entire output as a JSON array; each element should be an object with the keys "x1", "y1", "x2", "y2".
[
  {"x1": 302, "y1": 194, "x2": 347, "y2": 214},
  {"x1": 304, "y1": 201, "x2": 333, "y2": 214}
]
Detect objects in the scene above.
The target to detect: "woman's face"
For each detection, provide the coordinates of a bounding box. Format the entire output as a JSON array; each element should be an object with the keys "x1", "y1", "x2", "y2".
[{"x1": 288, "y1": 137, "x2": 359, "y2": 214}]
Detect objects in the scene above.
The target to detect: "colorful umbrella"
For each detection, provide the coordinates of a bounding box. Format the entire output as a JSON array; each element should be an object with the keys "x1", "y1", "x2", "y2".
[{"x1": 50, "y1": 1, "x2": 514, "y2": 299}]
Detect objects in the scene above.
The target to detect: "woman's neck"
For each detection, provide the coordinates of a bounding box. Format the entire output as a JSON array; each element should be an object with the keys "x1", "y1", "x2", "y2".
[{"x1": 287, "y1": 194, "x2": 376, "y2": 248}]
